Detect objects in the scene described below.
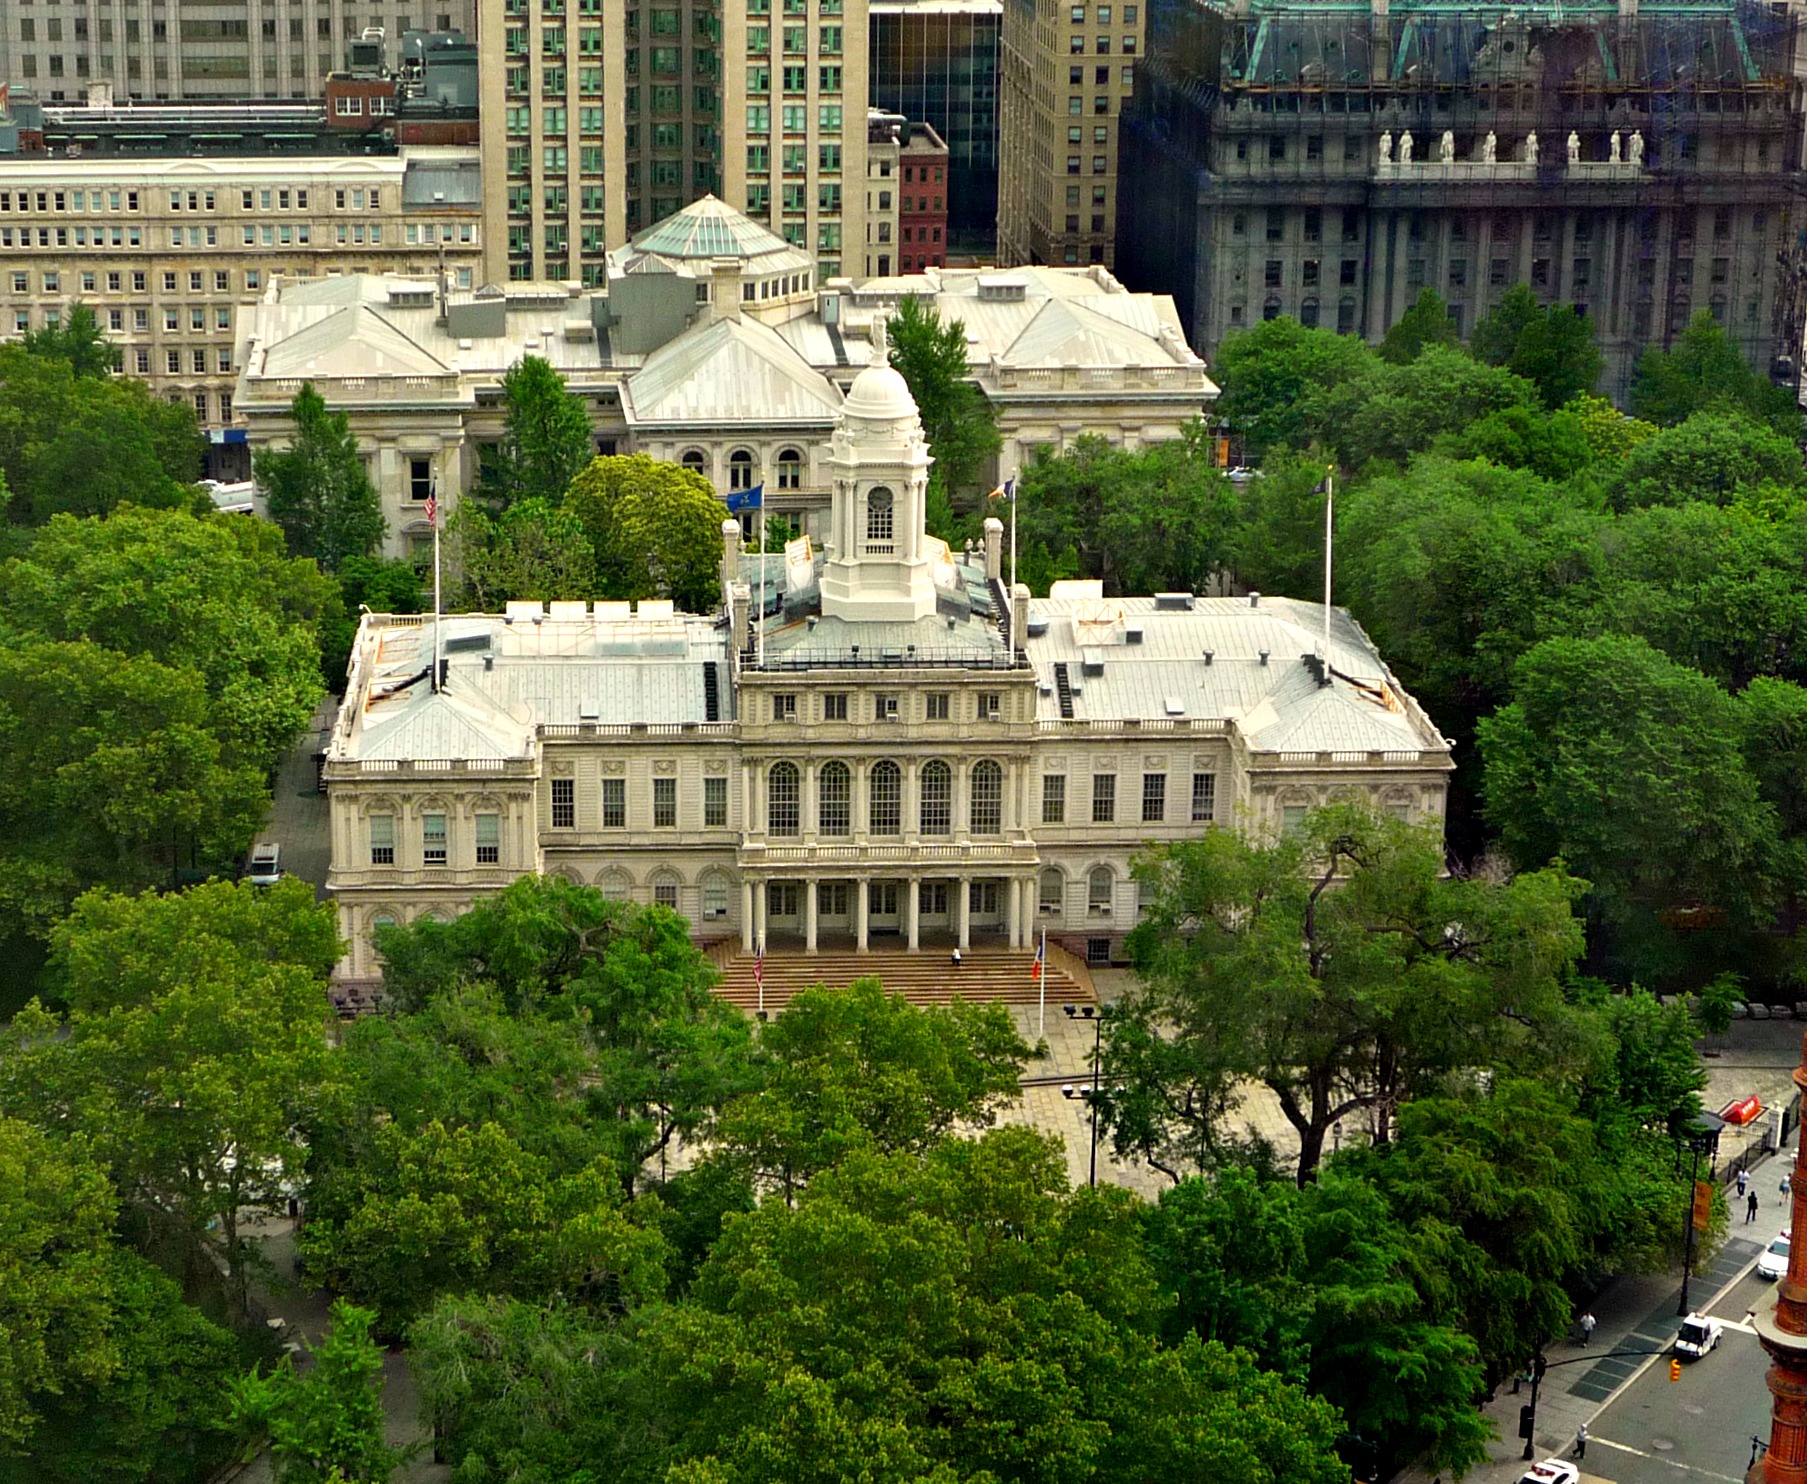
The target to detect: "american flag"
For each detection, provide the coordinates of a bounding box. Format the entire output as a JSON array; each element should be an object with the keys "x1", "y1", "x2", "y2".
[{"x1": 424, "y1": 491, "x2": 437, "y2": 528}]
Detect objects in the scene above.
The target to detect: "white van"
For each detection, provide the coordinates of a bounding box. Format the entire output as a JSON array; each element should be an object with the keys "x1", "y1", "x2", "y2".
[{"x1": 248, "y1": 842, "x2": 282, "y2": 886}]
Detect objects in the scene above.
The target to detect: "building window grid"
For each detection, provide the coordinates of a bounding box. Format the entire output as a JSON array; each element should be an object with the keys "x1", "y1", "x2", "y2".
[
  {"x1": 1042, "y1": 774, "x2": 1067, "y2": 824},
  {"x1": 1092, "y1": 773, "x2": 1116, "y2": 824},
  {"x1": 1191, "y1": 773, "x2": 1216, "y2": 822},
  {"x1": 551, "y1": 777, "x2": 576, "y2": 828},
  {"x1": 1141, "y1": 772, "x2": 1166, "y2": 824},
  {"x1": 653, "y1": 776, "x2": 677, "y2": 828}
]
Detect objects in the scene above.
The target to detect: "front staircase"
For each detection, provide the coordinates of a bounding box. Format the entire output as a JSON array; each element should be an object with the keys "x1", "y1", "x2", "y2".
[{"x1": 710, "y1": 944, "x2": 1095, "y2": 1014}]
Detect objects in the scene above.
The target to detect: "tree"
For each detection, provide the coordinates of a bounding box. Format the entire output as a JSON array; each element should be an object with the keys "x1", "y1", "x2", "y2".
[
  {"x1": 1379, "y1": 288, "x2": 1459, "y2": 364},
  {"x1": 1317, "y1": 347, "x2": 1543, "y2": 468},
  {"x1": 252, "y1": 384, "x2": 387, "y2": 570},
  {"x1": 1470, "y1": 288, "x2": 1601, "y2": 409},
  {"x1": 1469, "y1": 284, "x2": 1543, "y2": 368},
  {"x1": 1565, "y1": 392, "x2": 1660, "y2": 465},
  {"x1": 1211, "y1": 316, "x2": 1380, "y2": 456},
  {"x1": 448, "y1": 495, "x2": 597, "y2": 610},
  {"x1": 715, "y1": 978, "x2": 1031, "y2": 1200},
  {"x1": 1479, "y1": 634, "x2": 1777, "y2": 983},
  {"x1": 230, "y1": 1300, "x2": 399, "y2": 1484},
  {"x1": 1631, "y1": 310, "x2": 1800, "y2": 432},
  {"x1": 565, "y1": 454, "x2": 724, "y2": 612},
  {"x1": 1607, "y1": 410, "x2": 1805, "y2": 511},
  {"x1": 885, "y1": 294, "x2": 1001, "y2": 502},
  {"x1": 0, "y1": 506, "x2": 332, "y2": 775},
  {"x1": 1098, "y1": 425, "x2": 1241, "y2": 595},
  {"x1": 1110, "y1": 805, "x2": 1585, "y2": 1182},
  {"x1": 480, "y1": 355, "x2": 595, "y2": 512},
  {"x1": 1440, "y1": 403, "x2": 1596, "y2": 481},
  {"x1": 22, "y1": 303, "x2": 121, "y2": 378}
]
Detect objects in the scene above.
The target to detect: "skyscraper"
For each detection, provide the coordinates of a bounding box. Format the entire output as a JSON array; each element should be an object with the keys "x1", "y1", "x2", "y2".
[{"x1": 477, "y1": 0, "x2": 865, "y2": 285}]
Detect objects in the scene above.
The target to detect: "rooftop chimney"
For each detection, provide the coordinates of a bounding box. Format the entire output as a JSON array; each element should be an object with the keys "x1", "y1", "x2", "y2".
[
  {"x1": 711, "y1": 258, "x2": 742, "y2": 322},
  {"x1": 982, "y1": 517, "x2": 1004, "y2": 582},
  {"x1": 1011, "y1": 582, "x2": 1031, "y2": 652}
]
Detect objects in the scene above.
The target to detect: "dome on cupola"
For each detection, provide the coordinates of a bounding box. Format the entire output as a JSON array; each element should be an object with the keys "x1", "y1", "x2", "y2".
[{"x1": 841, "y1": 320, "x2": 921, "y2": 426}]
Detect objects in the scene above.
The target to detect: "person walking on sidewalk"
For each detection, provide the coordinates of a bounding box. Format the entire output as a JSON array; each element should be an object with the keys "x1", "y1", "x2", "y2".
[
  {"x1": 1750, "y1": 1190, "x2": 1762, "y2": 1224},
  {"x1": 1739, "y1": 1167, "x2": 1750, "y2": 1198},
  {"x1": 1573, "y1": 1424, "x2": 1588, "y2": 1460},
  {"x1": 1580, "y1": 1311, "x2": 1596, "y2": 1347}
]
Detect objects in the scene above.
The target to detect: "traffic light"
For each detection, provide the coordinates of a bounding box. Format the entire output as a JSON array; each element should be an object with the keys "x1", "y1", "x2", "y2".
[
  {"x1": 1519, "y1": 1406, "x2": 1536, "y2": 1440},
  {"x1": 1670, "y1": 1357, "x2": 1683, "y2": 1382},
  {"x1": 1533, "y1": 1354, "x2": 1548, "y2": 1382}
]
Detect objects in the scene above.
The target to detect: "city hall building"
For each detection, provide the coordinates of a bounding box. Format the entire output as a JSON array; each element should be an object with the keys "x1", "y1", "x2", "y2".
[{"x1": 323, "y1": 352, "x2": 1451, "y2": 983}]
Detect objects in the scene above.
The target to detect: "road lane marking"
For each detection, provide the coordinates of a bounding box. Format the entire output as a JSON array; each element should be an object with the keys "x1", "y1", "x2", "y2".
[{"x1": 1589, "y1": 1435, "x2": 1746, "y2": 1482}]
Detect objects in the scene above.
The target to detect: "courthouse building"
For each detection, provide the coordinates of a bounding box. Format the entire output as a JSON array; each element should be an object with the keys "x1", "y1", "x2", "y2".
[{"x1": 323, "y1": 351, "x2": 1451, "y2": 982}]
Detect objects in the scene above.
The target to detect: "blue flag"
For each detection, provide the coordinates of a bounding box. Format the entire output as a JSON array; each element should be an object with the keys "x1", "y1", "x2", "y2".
[{"x1": 725, "y1": 483, "x2": 765, "y2": 514}]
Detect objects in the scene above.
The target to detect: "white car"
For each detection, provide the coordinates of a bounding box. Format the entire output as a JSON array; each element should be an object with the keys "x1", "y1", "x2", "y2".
[
  {"x1": 1760, "y1": 1231, "x2": 1792, "y2": 1280},
  {"x1": 1518, "y1": 1461, "x2": 1580, "y2": 1484},
  {"x1": 1675, "y1": 1313, "x2": 1724, "y2": 1359}
]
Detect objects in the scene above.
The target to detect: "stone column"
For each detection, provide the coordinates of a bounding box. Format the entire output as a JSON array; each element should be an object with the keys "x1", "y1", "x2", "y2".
[
  {"x1": 906, "y1": 876, "x2": 921, "y2": 951},
  {"x1": 956, "y1": 875, "x2": 971, "y2": 949},
  {"x1": 1006, "y1": 876, "x2": 1022, "y2": 948},
  {"x1": 855, "y1": 877, "x2": 870, "y2": 950},
  {"x1": 803, "y1": 760, "x2": 817, "y2": 836},
  {"x1": 805, "y1": 877, "x2": 818, "y2": 953},
  {"x1": 954, "y1": 764, "x2": 970, "y2": 839},
  {"x1": 903, "y1": 760, "x2": 919, "y2": 841},
  {"x1": 754, "y1": 878, "x2": 768, "y2": 955}
]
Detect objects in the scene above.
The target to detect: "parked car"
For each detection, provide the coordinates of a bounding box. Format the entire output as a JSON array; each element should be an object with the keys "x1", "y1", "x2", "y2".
[
  {"x1": 1760, "y1": 1230, "x2": 1792, "y2": 1280},
  {"x1": 1517, "y1": 1461, "x2": 1580, "y2": 1484},
  {"x1": 1674, "y1": 1313, "x2": 1724, "y2": 1359},
  {"x1": 247, "y1": 841, "x2": 282, "y2": 886}
]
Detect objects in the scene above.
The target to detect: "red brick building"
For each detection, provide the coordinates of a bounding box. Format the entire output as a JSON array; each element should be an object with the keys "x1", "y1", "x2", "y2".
[{"x1": 898, "y1": 122, "x2": 950, "y2": 274}]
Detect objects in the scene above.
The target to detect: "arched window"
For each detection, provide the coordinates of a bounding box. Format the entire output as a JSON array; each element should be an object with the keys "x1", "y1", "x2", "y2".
[
  {"x1": 920, "y1": 760, "x2": 951, "y2": 836},
  {"x1": 599, "y1": 870, "x2": 633, "y2": 901},
  {"x1": 866, "y1": 486, "x2": 894, "y2": 546},
  {"x1": 1038, "y1": 868, "x2": 1064, "y2": 914},
  {"x1": 819, "y1": 761, "x2": 851, "y2": 837},
  {"x1": 1300, "y1": 297, "x2": 1320, "y2": 328},
  {"x1": 1262, "y1": 298, "x2": 1282, "y2": 322},
  {"x1": 680, "y1": 448, "x2": 707, "y2": 476},
  {"x1": 777, "y1": 448, "x2": 803, "y2": 490},
  {"x1": 767, "y1": 761, "x2": 800, "y2": 837},
  {"x1": 651, "y1": 873, "x2": 681, "y2": 910},
  {"x1": 970, "y1": 760, "x2": 1003, "y2": 834},
  {"x1": 869, "y1": 760, "x2": 901, "y2": 835},
  {"x1": 728, "y1": 449, "x2": 756, "y2": 491},
  {"x1": 1088, "y1": 866, "x2": 1114, "y2": 914}
]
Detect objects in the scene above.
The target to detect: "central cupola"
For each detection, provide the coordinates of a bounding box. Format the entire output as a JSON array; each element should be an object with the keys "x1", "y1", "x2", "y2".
[{"x1": 818, "y1": 320, "x2": 938, "y2": 623}]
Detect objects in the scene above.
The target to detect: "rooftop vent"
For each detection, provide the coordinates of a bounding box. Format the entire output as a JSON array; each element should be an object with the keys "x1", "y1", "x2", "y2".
[
  {"x1": 1081, "y1": 647, "x2": 1106, "y2": 677},
  {"x1": 1165, "y1": 696, "x2": 1185, "y2": 716},
  {"x1": 1026, "y1": 617, "x2": 1049, "y2": 638},
  {"x1": 1249, "y1": 592, "x2": 1261, "y2": 608},
  {"x1": 1125, "y1": 623, "x2": 1144, "y2": 645},
  {"x1": 1154, "y1": 592, "x2": 1195, "y2": 611},
  {"x1": 579, "y1": 701, "x2": 600, "y2": 721},
  {"x1": 976, "y1": 273, "x2": 1028, "y2": 303},
  {"x1": 1259, "y1": 649, "x2": 1270, "y2": 666},
  {"x1": 1202, "y1": 649, "x2": 1214, "y2": 666}
]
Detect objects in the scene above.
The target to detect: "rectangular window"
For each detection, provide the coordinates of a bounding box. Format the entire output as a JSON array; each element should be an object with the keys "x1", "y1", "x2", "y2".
[
  {"x1": 1191, "y1": 773, "x2": 1216, "y2": 822},
  {"x1": 602, "y1": 778, "x2": 627, "y2": 829},
  {"x1": 773, "y1": 693, "x2": 797, "y2": 721},
  {"x1": 1042, "y1": 774, "x2": 1067, "y2": 824},
  {"x1": 653, "y1": 776, "x2": 677, "y2": 828},
  {"x1": 1092, "y1": 774, "x2": 1116, "y2": 823},
  {"x1": 704, "y1": 776, "x2": 728, "y2": 827},
  {"x1": 369, "y1": 814, "x2": 395, "y2": 865},
  {"x1": 422, "y1": 812, "x2": 448, "y2": 865},
  {"x1": 824, "y1": 693, "x2": 848, "y2": 721},
  {"x1": 1281, "y1": 804, "x2": 1308, "y2": 835},
  {"x1": 551, "y1": 777, "x2": 576, "y2": 828},
  {"x1": 978, "y1": 692, "x2": 1001, "y2": 720},
  {"x1": 926, "y1": 693, "x2": 949, "y2": 721},
  {"x1": 475, "y1": 813, "x2": 500, "y2": 864},
  {"x1": 1141, "y1": 772, "x2": 1166, "y2": 824}
]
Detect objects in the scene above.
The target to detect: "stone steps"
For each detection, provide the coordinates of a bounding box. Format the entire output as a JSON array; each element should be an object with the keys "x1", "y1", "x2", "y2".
[{"x1": 712, "y1": 947, "x2": 1094, "y2": 1012}]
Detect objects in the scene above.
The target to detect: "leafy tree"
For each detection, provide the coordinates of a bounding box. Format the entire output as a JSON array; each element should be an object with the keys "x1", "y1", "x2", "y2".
[
  {"x1": 230, "y1": 1299, "x2": 399, "y2": 1484},
  {"x1": 1479, "y1": 634, "x2": 1777, "y2": 983},
  {"x1": 0, "y1": 1119, "x2": 119, "y2": 1448},
  {"x1": 1099, "y1": 425, "x2": 1241, "y2": 595},
  {"x1": 1315, "y1": 347, "x2": 1543, "y2": 468},
  {"x1": 0, "y1": 640, "x2": 269, "y2": 939},
  {"x1": 1211, "y1": 315, "x2": 1379, "y2": 454},
  {"x1": 1589, "y1": 986, "x2": 1707, "y2": 1133},
  {"x1": 1223, "y1": 452, "x2": 1334, "y2": 597},
  {"x1": 297, "y1": 1120, "x2": 667, "y2": 1332},
  {"x1": 1439, "y1": 403, "x2": 1596, "y2": 481},
  {"x1": 886, "y1": 294, "x2": 1001, "y2": 502},
  {"x1": 22, "y1": 303, "x2": 121, "y2": 378},
  {"x1": 565, "y1": 454, "x2": 724, "y2": 612},
  {"x1": 318, "y1": 555, "x2": 425, "y2": 689},
  {"x1": 1, "y1": 893, "x2": 335, "y2": 1306},
  {"x1": 371, "y1": 880, "x2": 757, "y2": 1188},
  {"x1": 1379, "y1": 288, "x2": 1459, "y2": 364},
  {"x1": 1470, "y1": 288, "x2": 1601, "y2": 409},
  {"x1": 715, "y1": 978, "x2": 1031, "y2": 1199},
  {"x1": 1565, "y1": 392, "x2": 1659, "y2": 465},
  {"x1": 448, "y1": 495, "x2": 597, "y2": 610},
  {"x1": 1110, "y1": 805, "x2": 1585, "y2": 1182},
  {"x1": 1630, "y1": 310, "x2": 1800, "y2": 432},
  {"x1": 1608, "y1": 410, "x2": 1805, "y2": 511},
  {"x1": 252, "y1": 383, "x2": 387, "y2": 570},
  {"x1": 2, "y1": 1247, "x2": 240, "y2": 1484},
  {"x1": 481, "y1": 355, "x2": 595, "y2": 511},
  {"x1": 0, "y1": 506, "x2": 332, "y2": 775}
]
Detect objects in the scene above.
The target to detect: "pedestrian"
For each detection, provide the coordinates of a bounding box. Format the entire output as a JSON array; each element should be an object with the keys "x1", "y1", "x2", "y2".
[
  {"x1": 950, "y1": 948, "x2": 962, "y2": 968},
  {"x1": 1580, "y1": 1311, "x2": 1596, "y2": 1347},
  {"x1": 1739, "y1": 1168, "x2": 1750, "y2": 1197},
  {"x1": 1750, "y1": 1190, "x2": 1762, "y2": 1223},
  {"x1": 1574, "y1": 1424, "x2": 1588, "y2": 1460}
]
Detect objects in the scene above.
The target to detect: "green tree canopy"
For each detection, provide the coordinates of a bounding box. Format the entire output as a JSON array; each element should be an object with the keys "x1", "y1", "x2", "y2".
[
  {"x1": 448, "y1": 495, "x2": 597, "y2": 610},
  {"x1": 1211, "y1": 315, "x2": 1380, "y2": 455},
  {"x1": 252, "y1": 384, "x2": 387, "y2": 570},
  {"x1": 1379, "y1": 288, "x2": 1459, "y2": 364},
  {"x1": 21, "y1": 302, "x2": 121, "y2": 378},
  {"x1": 1314, "y1": 347, "x2": 1543, "y2": 468},
  {"x1": 1469, "y1": 287, "x2": 1601, "y2": 409},
  {"x1": 1607, "y1": 410, "x2": 1806, "y2": 511},
  {"x1": 565, "y1": 454, "x2": 724, "y2": 612},
  {"x1": 480, "y1": 355, "x2": 595, "y2": 511},
  {"x1": 1110, "y1": 805, "x2": 1585, "y2": 1182},
  {"x1": 886, "y1": 294, "x2": 1002, "y2": 502},
  {"x1": 1630, "y1": 310, "x2": 1800, "y2": 431}
]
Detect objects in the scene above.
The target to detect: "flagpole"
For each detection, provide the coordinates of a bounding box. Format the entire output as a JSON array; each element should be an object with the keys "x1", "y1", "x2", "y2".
[
  {"x1": 431, "y1": 480, "x2": 442, "y2": 692},
  {"x1": 1322, "y1": 464, "x2": 1333, "y2": 653},
  {"x1": 1008, "y1": 478, "x2": 1017, "y2": 598},
  {"x1": 1036, "y1": 926, "x2": 1046, "y2": 1040},
  {"x1": 755, "y1": 486, "x2": 765, "y2": 669}
]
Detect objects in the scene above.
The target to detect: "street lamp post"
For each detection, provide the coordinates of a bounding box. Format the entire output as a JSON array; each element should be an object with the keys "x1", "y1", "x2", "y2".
[
  {"x1": 1062, "y1": 1004, "x2": 1105, "y2": 1188},
  {"x1": 1520, "y1": 1347, "x2": 1547, "y2": 1461},
  {"x1": 1677, "y1": 1116, "x2": 1723, "y2": 1317}
]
